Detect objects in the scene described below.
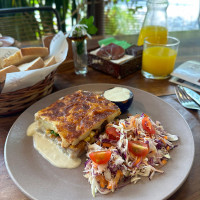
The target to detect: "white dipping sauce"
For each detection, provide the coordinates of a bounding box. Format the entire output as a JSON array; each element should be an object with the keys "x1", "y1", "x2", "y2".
[
  {"x1": 104, "y1": 87, "x2": 131, "y2": 101},
  {"x1": 27, "y1": 122, "x2": 81, "y2": 169}
]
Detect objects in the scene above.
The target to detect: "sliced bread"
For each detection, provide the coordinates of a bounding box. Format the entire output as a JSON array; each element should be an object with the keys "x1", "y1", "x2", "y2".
[
  {"x1": 18, "y1": 57, "x2": 44, "y2": 71},
  {"x1": 0, "y1": 65, "x2": 20, "y2": 83},
  {"x1": 44, "y1": 56, "x2": 56, "y2": 67},
  {"x1": 2, "y1": 47, "x2": 49, "y2": 68}
]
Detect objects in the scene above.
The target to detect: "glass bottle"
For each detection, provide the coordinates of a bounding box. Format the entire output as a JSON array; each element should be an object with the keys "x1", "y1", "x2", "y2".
[{"x1": 137, "y1": 0, "x2": 168, "y2": 46}]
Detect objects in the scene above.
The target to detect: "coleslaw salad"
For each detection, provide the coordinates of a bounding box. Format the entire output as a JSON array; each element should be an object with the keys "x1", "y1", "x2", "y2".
[{"x1": 83, "y1": 114, "x2": 178, "y2": 197}]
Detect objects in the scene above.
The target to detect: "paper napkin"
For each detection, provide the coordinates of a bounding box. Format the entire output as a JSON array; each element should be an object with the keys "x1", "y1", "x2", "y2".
[
  {"x1": 169, "y1": 60, "x2": 200, "y2": 92},
  {"x1": 98, "y1": 37, "x2": 131, "y2": 49}
]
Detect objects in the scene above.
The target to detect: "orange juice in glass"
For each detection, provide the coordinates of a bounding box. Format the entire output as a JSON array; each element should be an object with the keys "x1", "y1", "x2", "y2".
[{"x1": 142, "y1": 36, "x2": 180, "y2": 79}]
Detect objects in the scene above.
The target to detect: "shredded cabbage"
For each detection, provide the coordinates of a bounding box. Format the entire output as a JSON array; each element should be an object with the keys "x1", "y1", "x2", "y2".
[{"x1": 83, "y1": 114, "x2": 178, "y2": 197}]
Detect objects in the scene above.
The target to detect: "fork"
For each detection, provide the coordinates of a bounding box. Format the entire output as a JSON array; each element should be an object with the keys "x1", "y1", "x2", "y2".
[{"x1": 175, "y1": 85, "x2": 200, "y2": 110}]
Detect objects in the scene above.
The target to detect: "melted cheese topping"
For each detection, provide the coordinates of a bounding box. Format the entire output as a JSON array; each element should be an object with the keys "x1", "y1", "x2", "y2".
[
  {"x1": 27, "y1": 122, "x2": 81, "y2": 168},
  {"x1": 35, "y1": 90, "x2": 120, "y2": 148}
]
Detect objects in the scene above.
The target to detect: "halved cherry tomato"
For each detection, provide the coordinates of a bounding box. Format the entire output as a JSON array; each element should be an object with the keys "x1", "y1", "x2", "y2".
[
  {"x1": 142, "y1": 117, "x2": 155, "y2": 136},
  {"x1": 89, "y1": 150, "x2": 111, "y2": 164},
  {"x1": 128, "y1": 141, "x2": 149, "y2": 157},
  {"x1": 106, "y1": 127, "x2": 120, "y2": 141}
]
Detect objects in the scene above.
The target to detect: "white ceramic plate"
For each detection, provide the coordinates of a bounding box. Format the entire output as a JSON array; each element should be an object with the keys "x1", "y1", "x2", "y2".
[{"x1": 4, "y1": 83, "x2": 194, "y2": 200}]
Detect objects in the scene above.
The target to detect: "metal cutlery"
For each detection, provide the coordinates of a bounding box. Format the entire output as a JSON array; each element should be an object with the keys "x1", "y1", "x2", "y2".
[
  {"x1": 182, "y1": 86, "x2": 200, "y2": 106},
  {"x1": 175, "y1": 85, "x2": 200, "y2": 110}
]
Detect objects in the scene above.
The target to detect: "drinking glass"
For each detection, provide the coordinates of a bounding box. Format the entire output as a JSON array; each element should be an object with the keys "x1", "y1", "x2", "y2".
[
  {"x1": 142, "y1": 36, "x2": 180, "y2": 79},
  {"x1": 71, "y1": 37, "x2": 88, "y2": 75}
]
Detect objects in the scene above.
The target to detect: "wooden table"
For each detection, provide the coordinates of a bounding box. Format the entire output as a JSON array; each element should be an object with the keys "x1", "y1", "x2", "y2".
[{"x1": 0, "y1": 30, "x2": 200, "y2": 200}]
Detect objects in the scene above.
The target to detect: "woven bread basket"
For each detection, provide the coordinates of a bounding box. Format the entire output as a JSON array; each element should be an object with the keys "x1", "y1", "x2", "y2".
[{"x1": 0, "y1": 70, "x2": 56, "y2": 116}]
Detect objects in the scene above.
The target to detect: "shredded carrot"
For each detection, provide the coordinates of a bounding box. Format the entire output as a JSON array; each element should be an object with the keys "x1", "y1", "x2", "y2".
[
  {"x1": 166, "y1": 146, "x2": 170, "y2": 151},
  {"x1": 130, "y1": 115, "x2": 139, "y2": 128},
  {"x1": 160, "y1": 136, "x2": 168, "y2": 144},
  {"x1": 93, "y1": 162, "x2": 98, "y2": 169},
  {"x1": 107, "y1": 182, "x2": 113, "y2": 190},
  {"x1": 107, "y1": 170, "x2": 123, "y2": 190},
  {"x1": 161, "y1": 159, "x2": 167, "y2": 165},
  {"x1": 122, "y1": 123, "x2": 126, "y2": 128},
  {"x1": 133, "y1": 157, "x2": 142, "y2": 166},
  {"x1": 96, "y1": 141, "x2": 101, "y2": 145},
  {"x1": 161, "y1": 138, "x2": 166, "y2": 144},
  {"x1": 135, "y1": 114, "x2": 141, "y2": 118},
  {"x1": 96, "y1": 175, "x2": 108, "y2": 188},
  {"x1": 143, "y1": 113, "x2": 149, "y2": 117},
  {"x1": 102, "y1": 143, "x2": 112, "y2": 148}
]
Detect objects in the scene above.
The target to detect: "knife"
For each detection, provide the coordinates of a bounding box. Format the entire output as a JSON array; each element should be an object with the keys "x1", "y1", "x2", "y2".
[{"x1": 183, "y1": 86, "x2": 200, "y2": 106}]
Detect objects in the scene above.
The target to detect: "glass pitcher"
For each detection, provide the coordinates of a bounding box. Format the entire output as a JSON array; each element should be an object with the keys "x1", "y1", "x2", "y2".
[{"x1": 137, "y1": 0, "x2": 168, "y2": 46}]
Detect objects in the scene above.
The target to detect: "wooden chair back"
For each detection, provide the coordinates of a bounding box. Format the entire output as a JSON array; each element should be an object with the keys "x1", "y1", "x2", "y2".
[{"x1": 0, "y1": 6, "x2": 61, "y2": 41}]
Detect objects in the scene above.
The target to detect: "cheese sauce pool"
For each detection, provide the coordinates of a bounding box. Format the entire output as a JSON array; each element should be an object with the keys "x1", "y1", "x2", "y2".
[{"x1": 27, "y1": 122, "x2": 81, "y2": 168}]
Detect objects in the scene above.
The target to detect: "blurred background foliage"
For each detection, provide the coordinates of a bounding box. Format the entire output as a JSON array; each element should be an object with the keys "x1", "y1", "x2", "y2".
[
  {"x1": 0, "y1": 0, "x2": 142, "y2": 36},
  {"x1": 0, "y1": 0, "x2": 73, "y2": 33},
  {"x1": 105, "y1": 1, "x2": 142, "y2": 35},
  {"x1": 0, "y1": 0, "x2": 198, "y2": 41}
]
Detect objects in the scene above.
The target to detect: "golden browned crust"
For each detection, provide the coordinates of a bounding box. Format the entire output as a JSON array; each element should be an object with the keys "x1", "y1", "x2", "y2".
[{"x1": 35, "y1": 90, "x2": 121, "y2": 148}]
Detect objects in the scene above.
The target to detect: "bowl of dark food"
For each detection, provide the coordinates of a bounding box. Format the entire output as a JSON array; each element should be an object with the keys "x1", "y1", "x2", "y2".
[{"x1": 103, "y1": 87, "x2": 133, "y2": 113}]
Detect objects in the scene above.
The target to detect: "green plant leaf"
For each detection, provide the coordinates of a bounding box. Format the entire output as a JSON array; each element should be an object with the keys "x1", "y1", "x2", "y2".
[{"x1": 79, "y1": 16, "x2": 97, "y2": 35}]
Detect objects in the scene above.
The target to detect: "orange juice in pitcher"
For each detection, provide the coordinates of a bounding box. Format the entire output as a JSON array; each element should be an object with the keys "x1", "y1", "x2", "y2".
[
  {"x1": 137, "y1": 25, "x2": 168, "y2": 46},
  {"x1": 137, "y1": 0, "x2": 168, "y2": 46}
]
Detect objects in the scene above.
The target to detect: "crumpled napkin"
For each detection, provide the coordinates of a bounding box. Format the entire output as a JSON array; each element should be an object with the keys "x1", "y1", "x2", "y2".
[{"x1": 98, "y1": 37, "x2": 131, "y2": 49}]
